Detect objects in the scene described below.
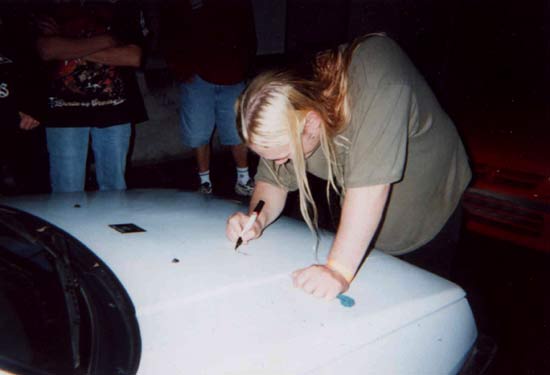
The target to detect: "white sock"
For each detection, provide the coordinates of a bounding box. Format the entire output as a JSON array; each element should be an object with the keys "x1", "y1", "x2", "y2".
[
  {"x1": 236, "y1": 167, "x2": 250, "y2": 185},
  {"x1": 199, "y1": 170, "x2": 211, "y2": 185}
]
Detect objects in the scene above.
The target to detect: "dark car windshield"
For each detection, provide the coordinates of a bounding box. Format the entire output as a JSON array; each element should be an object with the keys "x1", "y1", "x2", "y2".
[
  {"x1": 0, "y1": 221, "x2": 78, "y2": 374},
  {"x1": 0, "y1": 206, "x2": 141, "y2": 375}
]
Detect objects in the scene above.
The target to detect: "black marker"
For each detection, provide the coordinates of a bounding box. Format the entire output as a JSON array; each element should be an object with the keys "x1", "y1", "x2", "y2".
[{"x1": 235, "y1": 200, "x2": 265, "y2": 250}]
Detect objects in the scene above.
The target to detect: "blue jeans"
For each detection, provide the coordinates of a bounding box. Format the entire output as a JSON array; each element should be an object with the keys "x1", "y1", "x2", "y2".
[
  {"x1": 179, "y1": 75, "x2": 245, "y2": 148},
  {"x1": 46, "y1": 124, "x2": 131, "y2": 193}
]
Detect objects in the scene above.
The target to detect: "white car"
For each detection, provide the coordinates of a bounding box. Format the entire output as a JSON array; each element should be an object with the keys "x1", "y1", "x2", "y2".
[{"x1": 0, "y1": 189, "x2": 477, "y2": 374}]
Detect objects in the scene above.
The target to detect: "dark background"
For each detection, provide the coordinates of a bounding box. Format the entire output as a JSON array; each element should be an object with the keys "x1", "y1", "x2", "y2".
[{"x1": 1, "y1": 0, "x2": 549, "y2": 374}]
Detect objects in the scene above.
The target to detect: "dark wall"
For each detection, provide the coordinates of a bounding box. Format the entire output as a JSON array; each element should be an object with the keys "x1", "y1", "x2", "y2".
[
  {"x1": 284, "y1": 0, "x2": 547, "y2": 124},
  {"x1": 284, "y1": 0, "x2": 457, "y2": 109},
  {"x1": 285, "y1": 0, "x2": 350, "y2": 54}
]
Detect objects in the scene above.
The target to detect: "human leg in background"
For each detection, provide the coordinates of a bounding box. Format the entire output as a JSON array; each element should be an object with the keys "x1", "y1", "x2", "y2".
[
  {"x1": 0, "y1": 128, "x2": 18, "y2": 194},
  {"x1": 46, "y1": 127, "x2": 90, "y2": 193},
  {"x1": 91, "y1": 123, "x2": 131, "y2": 191},
  {"x1": 232, "y1": 144, "x2": 254, "y2": 196},
  {"x1": 196, "y1": 144, "x2": 212, "y2": 194},
  {"x1": 215, "y1": 81, "x2": 254, "y2": 196},
  {"x1": 0, "y1": 125, "x2": 49, "y2": 195},
  {"x1": 11, "y1": 126, "x2": 49, "y2": 194},
  {"x1": 179, "y1": 75, "x2": 216, "y2": 194}
]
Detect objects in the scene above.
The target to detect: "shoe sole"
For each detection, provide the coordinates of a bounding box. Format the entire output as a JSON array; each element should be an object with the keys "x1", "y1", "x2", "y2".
[{"x1": 234, "y1": 185, "x2": 253, "y2": 196}]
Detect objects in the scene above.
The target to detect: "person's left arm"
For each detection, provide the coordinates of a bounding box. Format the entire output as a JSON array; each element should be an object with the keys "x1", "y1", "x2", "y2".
[
  {"x1": 83, "y1": 3, "x2": 144, "y2": 68},
  {"x1": 293, "y1": 77, "x2": 415, "y2": 300},
  {"x1": 292, "y1": 183, "x2": 390, "y2": 299},
  {"x1": 83, "y1": 44, "x2": 142, "y2": 67}
]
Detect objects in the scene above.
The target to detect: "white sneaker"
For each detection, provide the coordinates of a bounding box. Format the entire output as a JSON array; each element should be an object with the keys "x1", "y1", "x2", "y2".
[
  {"x1": 198, "y1": 182, "x2": 212, "y2": 194},
  {"x1": 234, "y1": 179, "x2": 254, "y2": 196}
]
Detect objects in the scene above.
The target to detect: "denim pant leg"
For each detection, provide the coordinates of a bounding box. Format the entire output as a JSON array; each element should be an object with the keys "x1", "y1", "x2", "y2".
[
  {"x1": 90, "y1": 123, "x2": 131, "y2": 191},
  {"x1": 215, "y1": 81, "x2": 246, "y2": 146},
  {"x1": 46, "y1": 127, "x2": 90, "y2": 193},
  {"x1": 179, "y1": 75, "x2": 216, "y2": 148}
]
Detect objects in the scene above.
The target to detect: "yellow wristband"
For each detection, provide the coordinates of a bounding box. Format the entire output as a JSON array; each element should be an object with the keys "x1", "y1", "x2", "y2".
[{"x1": 327, "y1": 259, "x2": 355, "y2": 283}]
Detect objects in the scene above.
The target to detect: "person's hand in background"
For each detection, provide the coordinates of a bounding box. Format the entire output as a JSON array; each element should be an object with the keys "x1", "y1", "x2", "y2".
[{"x1": 18, "y1": 112, "x2": 40, "y2": 130}]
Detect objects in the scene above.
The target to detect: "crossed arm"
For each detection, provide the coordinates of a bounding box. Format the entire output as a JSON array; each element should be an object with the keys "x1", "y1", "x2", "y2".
[
  {"x1": 84, "y1": 44, "x2": 142, "y2": 67},
  {"x1": 36, "y1": 33, "x2": 142, "y2": 67}
]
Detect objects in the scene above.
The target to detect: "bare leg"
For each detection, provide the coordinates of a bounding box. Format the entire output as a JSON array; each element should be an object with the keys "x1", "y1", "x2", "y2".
[
  {"x1": 231, "y1": 143, "x2": 248, "y2": 168},
  {"x1": 196, "y1": 144, "x2": 210, "y2": 173}
]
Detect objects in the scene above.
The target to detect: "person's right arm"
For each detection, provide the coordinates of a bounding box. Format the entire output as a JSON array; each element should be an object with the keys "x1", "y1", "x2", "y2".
[
  {"x1": 226, "y1": 181, "x2": 288, "y2": 245},
  {"x1": 36, "y1": 34, "x2": 117, "y2": 61},
  {"x1": 83, "y1": 44, "x2": 142, "y2": 67}
]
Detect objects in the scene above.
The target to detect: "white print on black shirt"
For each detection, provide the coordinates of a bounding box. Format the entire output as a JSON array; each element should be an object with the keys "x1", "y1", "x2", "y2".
[
  {"x1": 48, "y1": 97, "x2": 126, "y2": 108},
  {"x1": 0, "y1": 83, "x2": 9, "y2": 98},
  {"x1": 0, "y1": 56, "x2": 13, "y2": 64},
  {"x1": 47, "y1": 8, "x2": 127, "y2": 110}
]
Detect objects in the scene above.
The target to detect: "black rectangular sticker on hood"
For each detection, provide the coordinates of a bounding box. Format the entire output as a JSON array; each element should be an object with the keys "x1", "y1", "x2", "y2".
[{"x1": 109, "y1": 223, "x2": 146, "y2": 234}]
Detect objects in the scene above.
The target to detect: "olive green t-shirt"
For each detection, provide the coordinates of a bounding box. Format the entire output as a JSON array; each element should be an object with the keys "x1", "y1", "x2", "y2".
[{"x1": 255, "y1": 36, "x2": 471, "y2": 255}]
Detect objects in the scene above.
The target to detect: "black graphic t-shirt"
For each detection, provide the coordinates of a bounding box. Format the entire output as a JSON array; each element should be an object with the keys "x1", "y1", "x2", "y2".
[
  {"x1": 0, "y1": 25, "x2": 44, "y2": 129},
  {"x1": 0, "y1": 53, "x2": 20, "y2": 128},
  {"x1": 42, "y1": 2, "x2": 147, "y2": 127}
]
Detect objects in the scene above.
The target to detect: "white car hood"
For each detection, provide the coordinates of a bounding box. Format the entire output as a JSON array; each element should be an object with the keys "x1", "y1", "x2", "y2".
[{"x1": 1, "y1": 190, "x2": 473, "y2": 374}]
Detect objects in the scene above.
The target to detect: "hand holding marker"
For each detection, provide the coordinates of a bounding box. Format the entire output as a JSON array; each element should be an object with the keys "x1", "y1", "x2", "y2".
[
  {"x1": 234, "y1": 200, "x2": 265, "y2": 250},
  {"x1": 233, "y1": 199, "x2": 355, "y2": 307}
]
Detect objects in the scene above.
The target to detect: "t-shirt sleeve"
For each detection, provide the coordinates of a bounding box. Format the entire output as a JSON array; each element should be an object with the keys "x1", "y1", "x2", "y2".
[
  {"x1": 345, "y1": 83, "x2": 412, "y2": 188},
  {"x1": 254, "y1": 158, "x2": 299, "y2": 192}
]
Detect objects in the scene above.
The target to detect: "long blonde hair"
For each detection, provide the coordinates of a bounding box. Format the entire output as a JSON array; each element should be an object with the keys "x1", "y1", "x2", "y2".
[{"x1": 237, "y1": 35, "x2": 374, "y2": 235}]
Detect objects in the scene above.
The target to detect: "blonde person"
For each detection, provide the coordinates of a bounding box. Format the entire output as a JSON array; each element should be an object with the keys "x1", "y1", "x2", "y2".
[{"x1": 225, "y1": 34, "x2": 471, "y2": 300}]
